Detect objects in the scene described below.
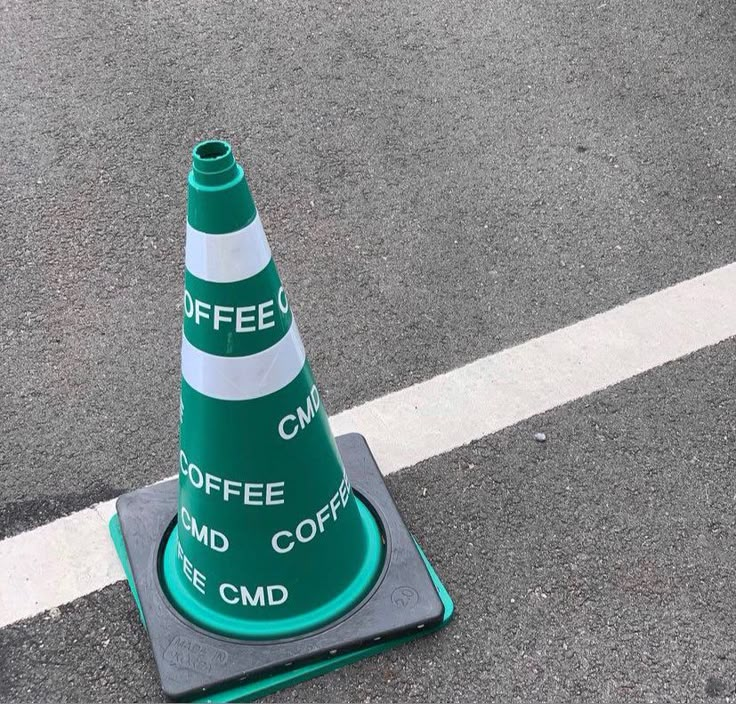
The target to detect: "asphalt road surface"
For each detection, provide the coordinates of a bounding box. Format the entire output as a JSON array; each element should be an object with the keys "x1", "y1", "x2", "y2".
[{"x1": 0, "y1": 0, "x2": 734, "y2": 701}]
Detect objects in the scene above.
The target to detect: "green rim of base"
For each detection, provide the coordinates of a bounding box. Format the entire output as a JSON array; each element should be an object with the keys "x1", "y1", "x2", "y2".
[
  {"x1": 109, "y1": 513, "x2": 146, "y2": 625},
  {"x1": 109, "y1": 513, "x2": 453, "y2": 704},
  {"x1": 159, "y1": 498, "x2": 384, "y2": 640}
]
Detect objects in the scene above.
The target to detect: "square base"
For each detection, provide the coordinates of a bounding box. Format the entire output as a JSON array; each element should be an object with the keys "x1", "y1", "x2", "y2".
[{"x1": 110, "y1": 433, "x2": 454, "y2": 702}]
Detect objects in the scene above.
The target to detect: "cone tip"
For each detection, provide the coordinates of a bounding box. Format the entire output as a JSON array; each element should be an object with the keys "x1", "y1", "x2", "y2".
[{"x1": 191, "y1": 140, "x2": 240, "y2": 187}]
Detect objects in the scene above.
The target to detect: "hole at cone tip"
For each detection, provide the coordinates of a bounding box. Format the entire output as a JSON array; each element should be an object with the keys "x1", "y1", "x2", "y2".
[
  {"x1": 195, "y1": 140, "x2": 230, "y2": 160},
  {"x1": 191, "y1": 140, "x2": 237, "y2": 182}
]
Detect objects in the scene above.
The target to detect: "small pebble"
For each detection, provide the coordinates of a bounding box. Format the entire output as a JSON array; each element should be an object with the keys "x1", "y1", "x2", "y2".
[{"x1": 534, "y1": 432, "x2": 547, "y2": 443}]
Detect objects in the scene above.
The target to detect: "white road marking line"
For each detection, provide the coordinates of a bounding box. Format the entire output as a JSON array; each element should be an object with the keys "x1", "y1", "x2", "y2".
[
  {"x1": 1, "y1": 262, "x2": 735, "y2": 628},
  {"x1": 332, "y1": 261, "x2": 736, "y2": 473}
]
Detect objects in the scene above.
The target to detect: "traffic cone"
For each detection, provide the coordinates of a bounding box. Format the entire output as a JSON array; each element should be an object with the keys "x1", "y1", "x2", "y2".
[{"x1": 109, "y1": 140, "x2": 453, "y2": 702}]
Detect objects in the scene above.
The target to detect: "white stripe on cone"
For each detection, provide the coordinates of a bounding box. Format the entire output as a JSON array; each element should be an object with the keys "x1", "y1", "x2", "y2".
[
  {"x1": 186, "y1": 212, "x2": 272, "y2": 283},
  {"x1": 181, "y1": 321, "x2": 306, "y2": 400}
]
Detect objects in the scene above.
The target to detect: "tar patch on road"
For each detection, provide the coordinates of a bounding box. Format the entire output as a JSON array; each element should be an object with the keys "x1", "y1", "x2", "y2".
[{"x1": 0, "y1": 487, "x2": 126, "y2": 541}]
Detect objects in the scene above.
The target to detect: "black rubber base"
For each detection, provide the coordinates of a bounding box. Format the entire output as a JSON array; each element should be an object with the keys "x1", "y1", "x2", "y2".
[{"x1": 114, "y1": 433, "x2": 448, "y2": 701}]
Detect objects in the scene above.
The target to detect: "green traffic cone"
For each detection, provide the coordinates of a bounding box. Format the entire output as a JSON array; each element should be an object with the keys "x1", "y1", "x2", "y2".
[
  {"x1": 109, "y1": 139, "x2": 452, "y2": 702},
  {"x1": 160, "y1": 140, "x2": 384, "y2": 639}
]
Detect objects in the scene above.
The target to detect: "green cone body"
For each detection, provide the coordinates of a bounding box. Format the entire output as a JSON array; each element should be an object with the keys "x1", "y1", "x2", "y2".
[{"x1": 161, "y1": 141, "x2": 383, "y2": 639}]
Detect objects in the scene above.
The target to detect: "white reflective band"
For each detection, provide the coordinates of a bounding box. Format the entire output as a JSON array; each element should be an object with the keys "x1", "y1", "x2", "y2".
[
  {"x1": 185, "y1": 213, "x2": 272, "y2": 283},
  {"x1": 181, "y1": 322, "x2": 306, "y2": 401}
]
